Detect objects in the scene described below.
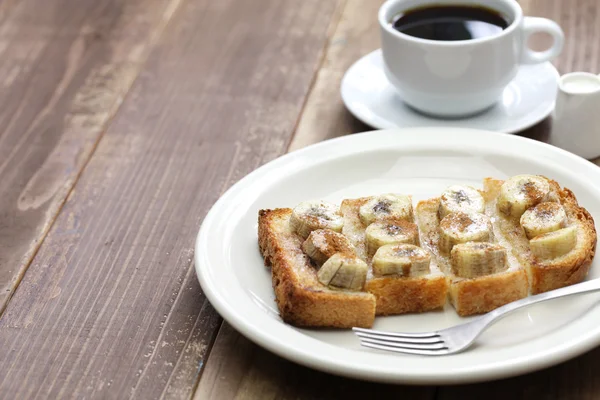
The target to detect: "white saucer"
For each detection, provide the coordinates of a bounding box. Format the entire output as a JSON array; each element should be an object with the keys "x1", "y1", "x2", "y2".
[{"x1": 341, "y1": 50, "x2": 559, "y2": 133}]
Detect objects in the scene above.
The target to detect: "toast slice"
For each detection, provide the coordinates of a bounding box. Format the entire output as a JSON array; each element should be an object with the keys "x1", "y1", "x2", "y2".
[
  {"x1": 258, "y1": 208, "x2": 376, "y2": 328},
  {"x1": 257, "y1": 176, "x2": 596, "y2": 326},
  {"x1": 483, "y1": 177, "x2": 597, "y2": 294},
  {"x1": 416, "y1": 196, "x2": 528, "y2": 316},
  {"x1": 341, "y1": 197, "x2": 448, "y2": 315}
]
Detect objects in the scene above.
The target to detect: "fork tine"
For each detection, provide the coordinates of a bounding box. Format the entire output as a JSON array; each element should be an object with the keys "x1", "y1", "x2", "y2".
[
  {"x1": 354, "y1": 331, "x2": 442, "y2": 344},
  {"x1": 352, "y1": 327, "x2": 438, "y2": 338},
  {"x1": 361, "y1": 341, "x2": 450, "y2": 356},
  {"x1": 359, "y1": 337, "x2": 447, "y2": 350}
]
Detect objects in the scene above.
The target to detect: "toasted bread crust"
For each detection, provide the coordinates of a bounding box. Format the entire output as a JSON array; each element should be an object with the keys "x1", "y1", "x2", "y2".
[
  {"x1": 257, "y1": 176, "x2": 595, "y2": 326},
  {"x1": 258, "y1": 209, "x2": 376, "y2": 328},
  {"x1": 530, "y1": 187, "x2": 596, "y2": 293},
  {"x1": 415, "y1": 197, "x2": 529, "y2": 317},
  {"x1": 341, "y1": 198, "x2": 448, "y2": 315},
  {"x1": 484, "y1": 178, "x2": 597, "y2": 294},
  {"x1": 449, "y1": 269, "x2": 528, "y2": 315},
  {"x1": 366, "y1": 275, "x2": 448, "y2": 315}
]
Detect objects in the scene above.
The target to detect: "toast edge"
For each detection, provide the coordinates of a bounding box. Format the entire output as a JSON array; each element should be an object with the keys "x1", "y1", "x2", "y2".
[
  {"x1": 341, "y1": 198, "x2": 449, "y2": 316},
  {"x1": 258, "y1": 208, "x2": 376, "y2": 328},
  {"x1": 416, "y1": 197, "x2": 529, "y2": 316},
  {"x1": 483, "y1": 177, "x2": 597, "y2": 294},
  {"x1": 531, "y1": 184, "x2": 597, "y2": 293}
]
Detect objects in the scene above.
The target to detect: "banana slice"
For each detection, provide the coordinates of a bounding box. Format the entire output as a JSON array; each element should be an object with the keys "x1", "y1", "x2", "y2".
[
  {"x1": 520, "y1": 202, "x2": 567, "y2": 239},
  {"x1": 372, "y1": 244, "x2": 430, "y2": 277},
  {"x1": 450, "y1": 242, "x2": 507, "y2": 278},
  {"x1": 438, "y1": 185, "x2": 485, "y2": 219},
  {"x1": 530, "y1": 225, "x2": 577, "y2": 260},
  {"x1": 497, "y1": 175, "x2": 550, "y2": 218},
  {"x1": 439, "y1": 212, "x2": 492, "y2": 254},
  {"x1": 302, "y1": 229, "x2": 356, "y2": 266},
  {"x1": 317, "y1": 253, "x2": 368, "y2": 290},
  {"x1": 359, "y1": 194, "x2": 413, "y2": 226},
  {"x1": 365, "y1": 219, "x2": 419, "y2": 256},
  {"x1": 290, "y1": 201, "x2": 344, "y2": 239}
]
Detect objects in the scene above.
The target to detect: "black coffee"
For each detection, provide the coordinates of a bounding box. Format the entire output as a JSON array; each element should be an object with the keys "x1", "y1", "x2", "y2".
[{"x1": 391, "y1": 5, "x2": 509, "y2": 41}]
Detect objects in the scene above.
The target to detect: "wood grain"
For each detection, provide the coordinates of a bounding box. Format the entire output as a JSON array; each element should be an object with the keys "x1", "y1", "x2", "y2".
[
  {"x1": 198, "y1": 0, "x2": 600, "y2": 398},
  {"x1": 288, "y1": 0, "x2": 381, "y2": 151},
  {"x1": 195, "y1": 324, "x2": 435, "y2": 400},
  {"x1": 0, "y1": 0, "x2": 338, "y2": 397},
  {"x1": 519, "y1": 0, "x2": 600, "y2": 74},
  {"x1": 0, "y1": 0, "x2": 183, "y2": 314},
  {"x1": 195, "y1": 1, "x2": 433, "y2": 399}
]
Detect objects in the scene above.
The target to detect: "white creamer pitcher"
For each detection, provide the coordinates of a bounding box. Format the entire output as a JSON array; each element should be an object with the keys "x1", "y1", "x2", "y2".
[{"x1": 549, "y1": 72, "x2": 600, "y2": 160}]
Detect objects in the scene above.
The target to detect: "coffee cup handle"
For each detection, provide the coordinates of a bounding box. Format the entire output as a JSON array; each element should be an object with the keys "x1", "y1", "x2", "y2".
[{"x1": 521, "y1": 17, "x2": 565, "y2": 64}]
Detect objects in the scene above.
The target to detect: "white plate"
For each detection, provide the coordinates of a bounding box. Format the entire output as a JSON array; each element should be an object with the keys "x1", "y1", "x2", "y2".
[
  {"x1": 195, "y1": 128, "x2": 600, "y2": 384},
  {"x1": 341, "y1": 50, "x2": 559, "y2": 133}
]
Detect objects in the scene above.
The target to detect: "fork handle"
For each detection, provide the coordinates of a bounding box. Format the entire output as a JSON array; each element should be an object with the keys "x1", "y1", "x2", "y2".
[{"x1": 479, "y1": 278, "x2": 600, "y2": 328}]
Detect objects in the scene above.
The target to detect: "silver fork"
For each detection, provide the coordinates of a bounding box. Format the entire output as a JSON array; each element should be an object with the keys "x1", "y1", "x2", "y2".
[{"x1": 353, "y1": 278, "x2": 600, "y2": 356}]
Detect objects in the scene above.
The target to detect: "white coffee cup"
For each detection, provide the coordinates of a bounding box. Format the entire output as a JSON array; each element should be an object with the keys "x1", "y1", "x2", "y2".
[{"x1": 379, "y1": 0, "x2": 564, "y2": 117}]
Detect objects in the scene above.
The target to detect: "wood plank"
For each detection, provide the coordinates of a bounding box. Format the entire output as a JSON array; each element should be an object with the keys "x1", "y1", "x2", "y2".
[
  {"x1": 195, "y1": 1, "x2": 433, "y2": 398},
  {"x1": 288, "y1": 0, "x2": 380, "y2": 151},
  {"x1": 0, "y1": 0, "x2": 19, "y2": 23},
  {"x1": 516, "y1": 0, "x2": 600, "y2": 74},
  {"x1": 0, "y1": 0, "x2": 338, "y2": 397},
  {"x1": 522, "y1": 0, "x2": 600, "y2": 74},
  {"x1": 0, "y1": 0, "x2": 183, "y2": 313},
  {"x1": 195, "y1": 324, "x2": 435, "y2": 400}
]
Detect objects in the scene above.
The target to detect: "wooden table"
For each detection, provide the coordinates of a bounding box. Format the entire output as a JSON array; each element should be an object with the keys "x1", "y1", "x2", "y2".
[{"x1": 0, "y1": 0, "x2": 598, "y2": 398}]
